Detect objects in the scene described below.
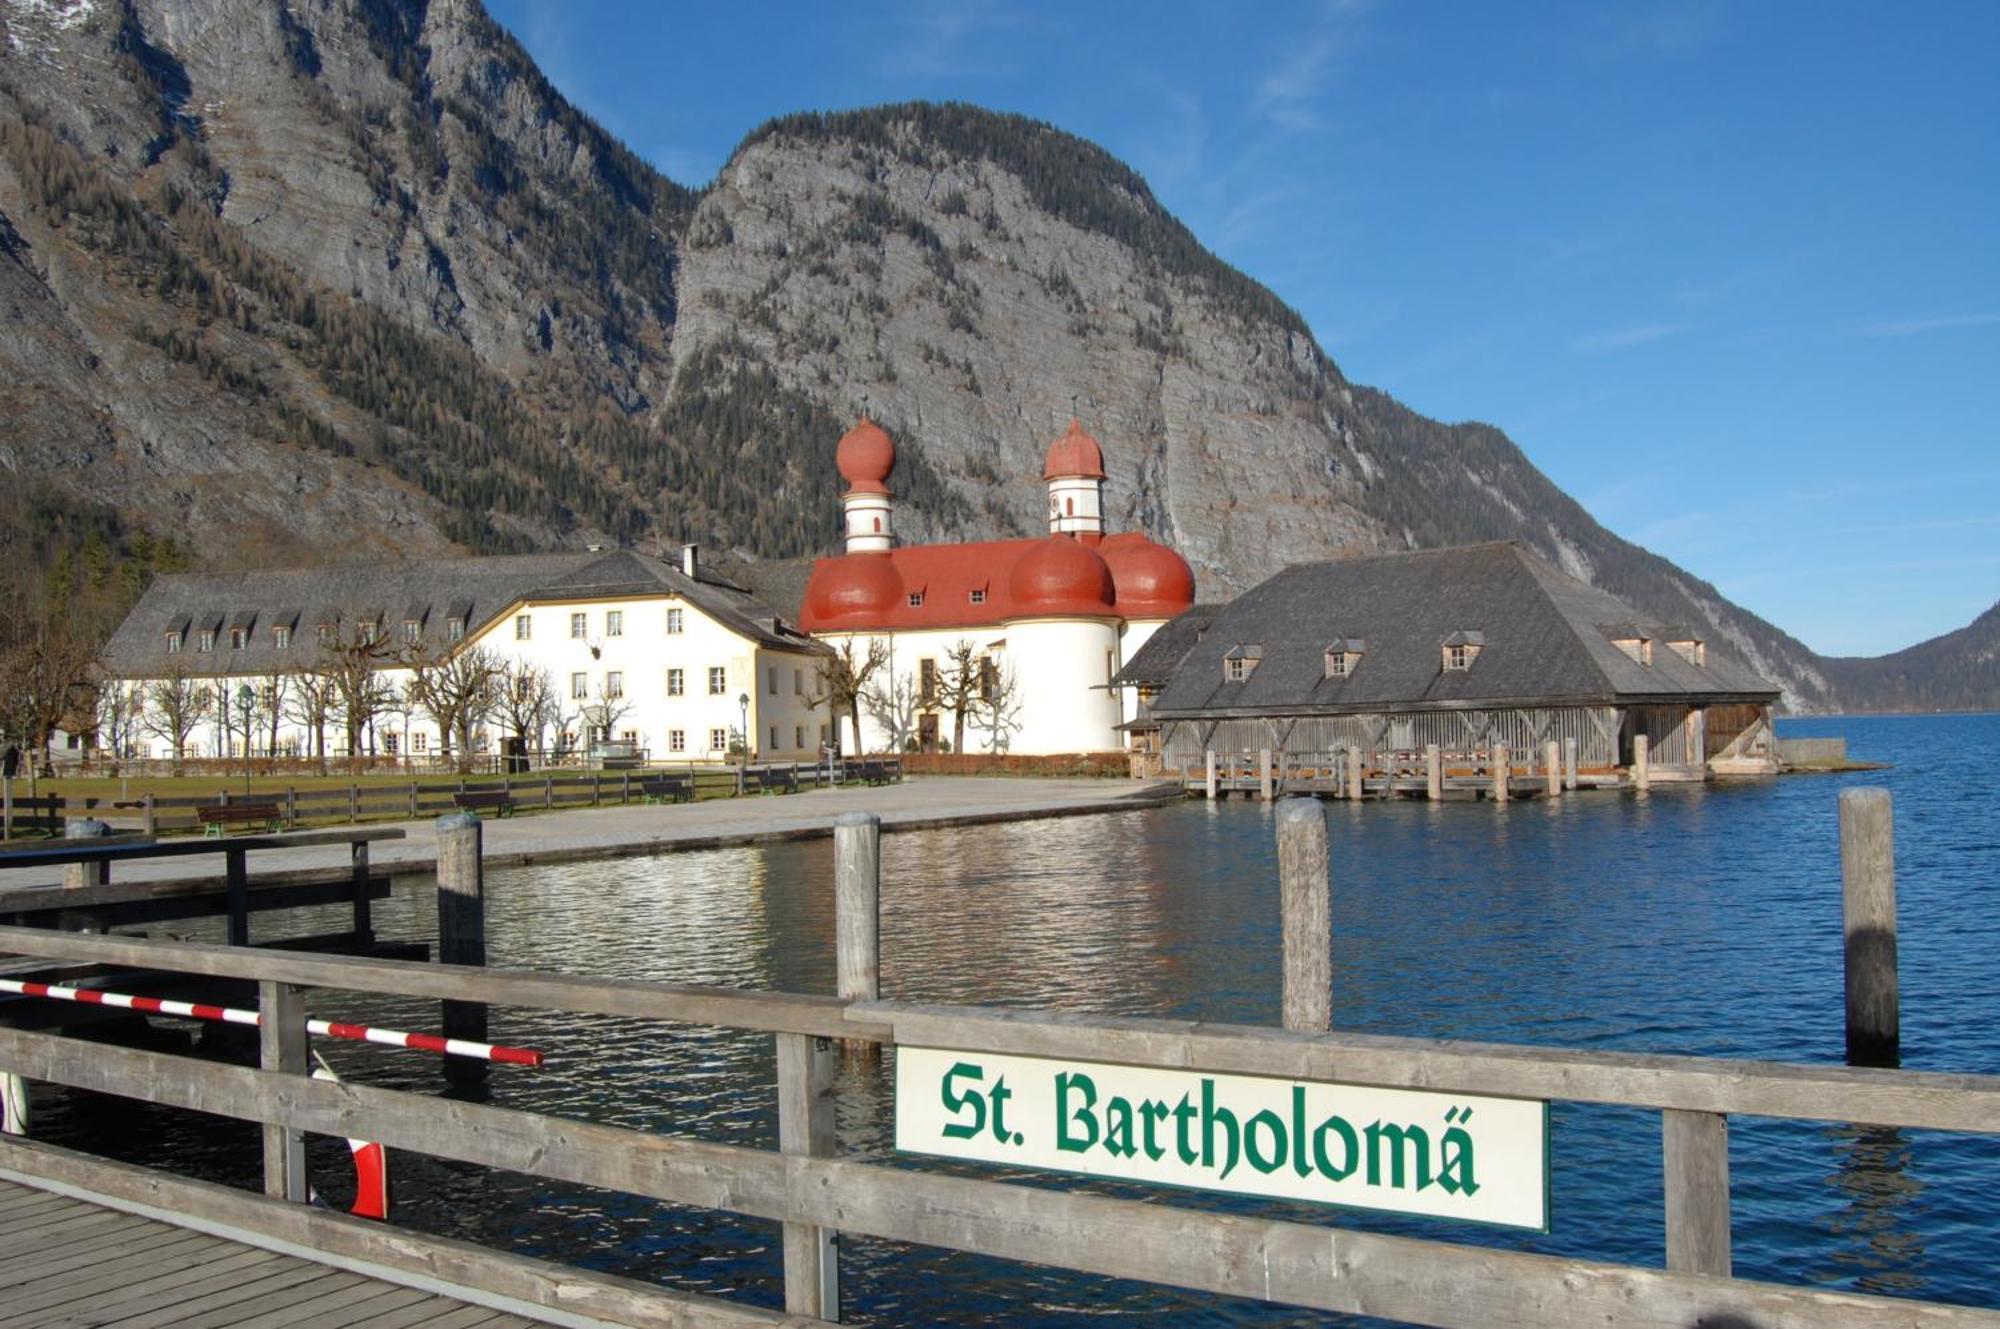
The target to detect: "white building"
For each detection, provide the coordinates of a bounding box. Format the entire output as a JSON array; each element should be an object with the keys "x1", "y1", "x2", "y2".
[
  {"x1": 97, "y1": 548, "x2": 830, "y2": 766},
  {"x1": 797, "y1": 417, "x2": 1197, "y2": 755}
]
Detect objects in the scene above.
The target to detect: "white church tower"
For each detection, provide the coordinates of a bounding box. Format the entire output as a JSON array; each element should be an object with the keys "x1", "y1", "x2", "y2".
[
  {"x1": 836, "y1": 417, "x2": 896, "y2": 553},
  {"x1": 1044, "y1": 418, "x2": 1106, "y2": 536}
]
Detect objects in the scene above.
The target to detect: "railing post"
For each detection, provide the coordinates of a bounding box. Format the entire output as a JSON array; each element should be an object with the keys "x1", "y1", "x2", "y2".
[
  {"x1": 778, "y1": 1031, "x2": 841, "y2": 1319},
  {"x1": 1841, "y1": 788, "x2": 1899, "y2": 1067},
  {"x1": 348, "y1": 783, "x2": 359, "y2": 823},
  {"x1": 142, "y1": 792, "x2": 157, "y2": 837},
  {"x1": 1276, "y1": 798, "x2": 1331, "y2": 1033},
  {"x1": 835, "y1": 811, "x2": 880, "y2": 1051},
  {"x1": 1346, "y1": 745, "x2": 1364, "y2": 802},
  {"x1": 350, "y1": 839, "x2": 373, "y2": 944},
  {"x1": 1491, "y1": 742, "x2": 1509, "y2": 803},
  {"x1": 259, "y1": 979, "x2": 309, "y2": 1202},
  {"x1": 61, "y1": 818, "x2": 111, "y2": 891},
  {"x1": 408, "y1": 783, "x2": 418, "y2": 818},
  {"x1": 1662, "y1": 1108, "x2": 1730, "y2": 1276},
  {"x1": 437, "y1": 812, "x2": 487, "y2": 1080},
  {"x1": 225, "y1": 846, "x2": 249, "y2": 945},
  {"x1": 1545, "y1": 740, "x2": 1562, "y2": 799},
  {"x1": 1425, "y1": 744, "x2": 1443, "y2": 802}
]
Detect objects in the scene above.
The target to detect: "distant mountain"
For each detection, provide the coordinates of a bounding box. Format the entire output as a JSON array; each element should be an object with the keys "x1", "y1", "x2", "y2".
[
  {"x1": 1818, "y1": 602, "x2": 2000, "y2": 713},
  {"x1": 0, "y1": 0, "x2": 1984, "y2": 710}
]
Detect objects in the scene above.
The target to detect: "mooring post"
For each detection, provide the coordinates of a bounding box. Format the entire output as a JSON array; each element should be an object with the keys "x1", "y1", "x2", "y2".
[
  {"x1": 1564, "y1": 736, "x2": 1579, "y2": 790},
  {"x1": 259, "y1": 979, "x2": 309, "y2": 1202},
  {"x1": 225, "y1": 846, "x2": 249, "y2": 945},
  {"x1": 350, "y1": 839, "x2": 373, "y2": 944},
  {"x1": 1346, "y1": 745, "x2": 1364, "y2": 801},
  {"x1": 1491, "y1": 742, "x2": 1510, "y2": 803},
  {"x1": 1425, "y1": 744, "x2": 1443, "y2": 801},
  {"x1": 1632, "y1": 734, "x2": 1651, "y2": 791},
  {"x1": 61, "y1": 818, "x2": 111, "y2": 891},
  {"x1": 1840, "y1": 788, "x2": 1899, "y2": 1067},
  {"x1": 1662, "y1": 1108, "x2": 1731, "y2": 1276},
  {"x1": 1257, "y1": 748, "x2": 1273, "y2": 802},
  {"x1": 1276, "y1": 798, "x2": 1332, "y2": 1033},
  {"x1": 777, "y1": 1031, "x2": 841, "y2": 1319},
  {"x1": 835, "y1": 811, "x2": 881, "y2": 1051},
  {"x1": 142, "y1": 793, "x2": 157, "y2": 837},
  {"x1": 1545, "y1": 740, "x2": 1562, "y2": 799},
  {"x1": 436, "y1": 812, "x2": 488, "y2": 1073},
  {"x1": 1204, "y1": 750, "x2": 1217, "y2": 800}
]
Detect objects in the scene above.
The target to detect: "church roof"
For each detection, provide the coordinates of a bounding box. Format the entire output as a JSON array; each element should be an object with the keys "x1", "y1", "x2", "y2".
[{"x1": 1149, "y1": 542, "x2": 1778, "y2": 718}]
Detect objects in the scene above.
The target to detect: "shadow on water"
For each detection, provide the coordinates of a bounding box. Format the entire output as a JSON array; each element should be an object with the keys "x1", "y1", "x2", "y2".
[{"x1": 1813, "y1": 1124, "x2": 1928, "y2": 1296}]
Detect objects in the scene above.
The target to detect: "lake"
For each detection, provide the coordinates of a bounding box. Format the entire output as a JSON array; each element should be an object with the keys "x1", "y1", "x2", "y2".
[{"x1": 34, "y1": 712, "x2": 2000, "y2": 1325}]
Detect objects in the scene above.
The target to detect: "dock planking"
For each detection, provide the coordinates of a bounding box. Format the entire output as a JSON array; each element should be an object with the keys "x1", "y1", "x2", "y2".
[{"x1": 0, "y1": 1181, "x2": 548, "y2": 1328}]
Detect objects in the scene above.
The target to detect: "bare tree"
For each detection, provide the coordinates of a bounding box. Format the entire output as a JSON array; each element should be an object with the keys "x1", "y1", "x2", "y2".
[
  {"x1": 257, "y1": 670, "x2": 289, "y2": 759},
  {"x1": 96, "y1": 679, "x2": 145, "y2": 770},
  {"x1": 861, "y1": 670, "x2": 922, "y2": 754},
  {"x1": 283, "y1": 667, "x2": 338, "y2": 774},
  {"x1": 938, "y1": 639, "x2": 992, "y2": 755},
  {"x1": 581, "y1": 678, "x2": 632, "y2": 748},
  {"x1": 494, "y1": 659, "x2": 558, "y2": 764},
  {"x1": 806, "y1": 638, "x2": 888, "y2": 755},
  {"x1": 143, "y1": 666, "x2": 213, "y2": 776},
  {"x1": 0, "y1": 595, "x2": 100, "y2": 780},
  {"x1": 407, "y1": 645, "x2": 503, "y2": 775},
  {"x1": 974, "y1": 660, "x2": 1026, "y2": 753},
  {"x1": 315, "y1": 619, "x2": 398, "y2": 773}
]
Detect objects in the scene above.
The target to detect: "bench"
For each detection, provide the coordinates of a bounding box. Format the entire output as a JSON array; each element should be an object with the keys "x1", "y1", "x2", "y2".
[
  {"x1": 851, "y1": 759, "x2": 898, "y2": 786},
  {"x1": 637, "y1": 774, "x2": 693, "y2": 805},
  {"x1": 744, "y1": 767, "x2": 798, "y2": 796},
  {"x1": 451, "y1": 790, "x2": 516, "y2": 818},
  {"x1": 194, "y1": 802, "x2": 286, "y2": 837}
]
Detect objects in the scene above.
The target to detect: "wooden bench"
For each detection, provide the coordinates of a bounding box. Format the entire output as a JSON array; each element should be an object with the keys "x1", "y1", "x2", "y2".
[
  {"x1": 194, "y1": 802, "x2": 285, "y2": 837},
  {"x1": 852, "y1": 759, "x2": 899, "y2": 786},
  {"x1": 744, "y1": 766, "x2": 798, "y2": 796},
  {"x1": 451, "y1": 790, "x2": 516, "y2": 818},
  {"x1": 637, "y1": 774, "x2": 693, "y2": 805}
]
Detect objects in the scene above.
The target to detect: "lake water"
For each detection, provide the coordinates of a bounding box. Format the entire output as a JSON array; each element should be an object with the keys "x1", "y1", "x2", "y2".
[{"x1": 34, "y1": 713, "x2": 2000, "y2": 1325}]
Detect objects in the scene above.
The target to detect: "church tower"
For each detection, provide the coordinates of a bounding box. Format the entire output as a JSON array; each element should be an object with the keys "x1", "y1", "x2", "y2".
[
  {"x1": 836, "y1": 417, "x2": 895, "y2": 553},
  {"x1": 1043, "y1": 419, "x2": 1106, "y2": 537}
]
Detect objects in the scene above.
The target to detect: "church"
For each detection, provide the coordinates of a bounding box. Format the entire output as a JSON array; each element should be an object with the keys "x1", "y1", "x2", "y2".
[{"x1": 798, "y1": 418, "x2": 1197, "y2": 755}]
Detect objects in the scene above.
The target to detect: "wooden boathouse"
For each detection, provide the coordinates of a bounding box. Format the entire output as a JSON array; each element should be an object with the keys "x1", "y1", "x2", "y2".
[{"x1": 1132, "y1": 543, "x2": 1782, "y2": 794}]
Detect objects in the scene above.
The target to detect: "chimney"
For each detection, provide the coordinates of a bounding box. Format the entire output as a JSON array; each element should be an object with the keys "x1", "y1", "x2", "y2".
[{"x1": 681, "y1": 544, "x2": 698, "y2": 578}]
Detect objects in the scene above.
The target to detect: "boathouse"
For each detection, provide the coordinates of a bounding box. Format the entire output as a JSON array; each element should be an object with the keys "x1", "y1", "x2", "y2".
[{"x1": 1138, "y1": 543, "x2": 1781, "y2": 783}]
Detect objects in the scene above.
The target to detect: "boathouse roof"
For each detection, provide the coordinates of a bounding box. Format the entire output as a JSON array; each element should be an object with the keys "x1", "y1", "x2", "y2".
[
  {"x1": 1112, "y1": 606, "x2": 1221, "y2": 687},
  {"x1": 102, "y1": 549, "x2": 826, "y2": 678},
  {"x1": 1148, "y1": 542, "x2": 1779, "y2": 718}
]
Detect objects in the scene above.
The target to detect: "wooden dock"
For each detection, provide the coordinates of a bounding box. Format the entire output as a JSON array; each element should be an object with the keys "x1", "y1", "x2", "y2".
[{"x1": 0, "y1": 1177, "x2": 547, "y2": 1327}]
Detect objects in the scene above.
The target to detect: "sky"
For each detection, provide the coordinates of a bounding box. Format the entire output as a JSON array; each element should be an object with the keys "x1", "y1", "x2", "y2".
[{"x1": 485, "y1": 0, "x2": 1999, "y2": 658}]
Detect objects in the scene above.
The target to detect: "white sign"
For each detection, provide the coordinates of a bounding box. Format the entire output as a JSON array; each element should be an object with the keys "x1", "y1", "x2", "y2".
[{"x1": 896, "y1": 1046, "x2": 1548, "y2": 1230}]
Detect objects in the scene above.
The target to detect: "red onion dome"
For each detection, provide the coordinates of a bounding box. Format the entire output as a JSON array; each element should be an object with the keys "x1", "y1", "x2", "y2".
[
  {"x1": 1007, "y1": 536, "x2": 1116, "y2": 617},
  {"x1": 836, "y1": 416, "x2": 895, "y2": 495},
  {"x1": 1102, "y1": 535, "x2": 1196, "y2": 618},
  {"x1": 803, "y1": 554, "x2": 904, "y2": 627},
  {"x1": 1043, "y1": 418, "x2": 1106, "y2": 481}
]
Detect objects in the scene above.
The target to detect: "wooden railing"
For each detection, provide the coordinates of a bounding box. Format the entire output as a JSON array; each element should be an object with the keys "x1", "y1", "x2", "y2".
[{"x1": 0, "y1": 800, "x2": 1994, "y2": 1327}]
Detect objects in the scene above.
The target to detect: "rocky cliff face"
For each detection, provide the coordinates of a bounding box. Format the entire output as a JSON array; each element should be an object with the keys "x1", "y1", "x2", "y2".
[{"x1": 0, "y1": 0, "x2": 1971, "y2": 709}]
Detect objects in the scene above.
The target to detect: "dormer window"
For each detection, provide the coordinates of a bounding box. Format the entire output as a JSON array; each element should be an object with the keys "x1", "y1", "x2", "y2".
[
  {"x1": 969, "y1": 588, "x2": 987, "y2": 604},
  {"x1": 404, "y1": 619, "x2": 422, "y2": 645},
  {"x1": 230, "y1": 628, "x2": 247, "y2": 650},
  {"x1": 1223, "y1": 644, "x2": 1262, "y2": 682},
  {"x1": 317, "y1": 622, "x2": 333, "y2": 645},
  {"x1": 274, "y1": 626, "x2": 290, "y2": 649},
  {"x1": 448, "y1": 618, "x2": 465, "y2": 643},
  {"x1": 908, "y1": 591, "x2": 924, "y2": 607},
  {"x1": 165, "y1": 631, "x2": 183, "y2": 654},
  {"x1": 1612, "y1": 636, "x2": 1652, "y2": 665},
  {"x1": 1441, "y1": 630, "x2": 1484, "y2": 672},
  {"x1": 197, "y1": 630, "x2": 215, "y2": 652},
  {"x1": 1669, "y1": 639, "x2": 1705, "y2": 666},
  {"x1": 1323, "y1": 637, "x2": 1366, "y2": 679}
]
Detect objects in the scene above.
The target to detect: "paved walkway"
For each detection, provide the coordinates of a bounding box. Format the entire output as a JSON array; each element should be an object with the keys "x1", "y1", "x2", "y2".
[{"x1": 1, "y1": 778, "x2": 1179, "y2": 891}]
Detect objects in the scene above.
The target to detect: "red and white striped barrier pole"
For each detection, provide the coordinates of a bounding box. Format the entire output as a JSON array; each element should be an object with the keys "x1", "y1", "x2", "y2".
[{"x1": 0, "y1": 978, "x2": 543, "y2": 1067}]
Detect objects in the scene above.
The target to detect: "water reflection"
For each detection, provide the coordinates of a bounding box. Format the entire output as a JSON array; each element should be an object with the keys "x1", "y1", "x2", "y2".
[{"x1": 1816, "y1": 1124, "x2": 1928, "y2": 1296}]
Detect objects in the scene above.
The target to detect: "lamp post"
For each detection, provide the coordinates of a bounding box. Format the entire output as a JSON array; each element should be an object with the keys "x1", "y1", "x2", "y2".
[{"x1": 234, "y1": 684, "x2": 255, "y2": 795}]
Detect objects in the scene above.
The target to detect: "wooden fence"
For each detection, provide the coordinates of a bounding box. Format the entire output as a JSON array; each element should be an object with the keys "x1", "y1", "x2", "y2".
[{"x1": 0, "y1": 793, "x2": 1992, "y2": 1326}]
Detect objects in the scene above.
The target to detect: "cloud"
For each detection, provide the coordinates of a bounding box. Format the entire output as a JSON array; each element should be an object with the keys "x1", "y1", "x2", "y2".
[
  {"x1": 1855, "y1": 311, "x2": 2000, "y2": 339},
  {"x1": 1252, "y1": 1, "x2": 1371, "y2": 132},
  {"x1": 883, "y1": 2, "x2": 1031, "y2": 81},
  {"x1": 1569, "y1": 322, "x2": 1689, "y2": 353}
]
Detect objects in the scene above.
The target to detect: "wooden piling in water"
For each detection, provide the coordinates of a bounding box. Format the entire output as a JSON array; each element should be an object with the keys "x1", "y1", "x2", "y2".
[
  {"x1": 1204, "y1": 750, "x2": 1218, "y2": 800},
  {"x1": 1633, "y1": 734, "x2": 1650, "y2": 791},
  {"x1": 436, "y1": 812, "x2": 488, "y2": 1068},
  {"x1": 61, "y1": 818, "x2": 111, "y2": 890},
  {"x1": 1491, "y1": 743, "x2": 1510, "y2": 803},
  {"x1": 836, "y1": 812, "x2": 881, "y2": 1052},
  {"x1": 1426, "y1": 744, "x2": 1443, "y2": 802},
  {"x1": 1563, "y1": 736, "x2": 1578, "y2": 790},
  {"x1": 1258, "y1": 748, "x2": 1274, "y2": 802},
  {"x1": 1346, "y1": 745, "x2": 1364, "y2": 801},
  {"x1": 1840, "y1": 788, "x2": 1899, "y2": 1067},
  {"x1": 1545, "y1": 741, "x2": 1562, "y2": 799},
  {"x1": 1276, "y1": 798, "x2": 1331, "y2": 1033}
]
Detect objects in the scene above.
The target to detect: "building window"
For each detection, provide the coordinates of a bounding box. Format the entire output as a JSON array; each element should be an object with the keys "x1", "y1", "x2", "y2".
[
  {"x1": 165, "y1": 632, "x2": 182, "y2": 654},
  {"x1": 1669, "y1": 639, "x2": 1705, "y2": 666},
  {"x1": 515, "y1": 614, "x2": 532, "y2": 641},
  {"x1": 274, "y1": 626, "x2": 290, "y2": 650},
  {"x1": 793, "y1": 667, "x2": 804, "y2": 695},
  {"x1": 920, "y1": 658, "x2": 938, "y2": 703},
  {"x1": 795, "y1": 724, "x2": 805, "y2": 748},
  {"x1": 767, "y1": 664, "x2": 778, "y2": 695},
  {"x1": 606, "y1": 610, "x2": 623, "y2": 637},
  {"x1": 669, "y1": 729, "x2": 685, "y2": 753},
  {"x1": 620, "y1": 729, "x2": 638, "y2": 746},
  {"x1": 708, "y1": 666, "x2": 727, "y2": 695},
  {"x1": 1613, "y1": 637, "x2": 1652, "y2": 665},
  {"x1": 1325, "y1": 649, "x2": 1361, "y2": 678},
  {"x1": 908, "y1": 592, "x2": 924, "y2": 607},
  {"x1": 1225, "y1": 656, "x2": 1249, "y2": 681},
  {"x1": 570, "y1": 612, "x2": 587, "y2": 639},
  {"x1": 317, "y1": 622, "x2": 333, "y2": 645},
  {"x1": 404, "y1": 620, "x2": 422, "y2": 645},
  {"x1": 1444, "y1": 644, "x2": 1474, "y2": 672},
  {"x1": 198, "y1": 630, "x2": 215, "y2": 652},
  {"x1": 970, "y1": 588, "x2": 986, "y2": 604},
  {"x1": 709, "y1": 727, "x2": 728, "y2": 752},
  {"x1": 230, "y1": 628, "x2": 247, "y2": 650},
  {"x1": 770, "y1": 724, "x2": 780, "y2": 750},
  {"x1": 571, "y1": 672, "x2": 588, "y2": 699},
  {"x1": 667, "y1": 667, "x2": 684, "y2": 697},
  {"x1": 412, "y1": 732, "x2": 429, "y2": 754},
  {"x1": 666, "y1": 608, "x2": 683, "y2": 635},
  {"x1": 605, "y1": 671, "x2": 624, "y2": 699},
  {"x1": 448, "y1": 618, "x2": 465, "y2": 643},
  {"x1": 979, "y1": 657, "x2": 998, "y2": 700},
  {"x1": 361, "y1": 620, "x2": 380, "y2": 645}
]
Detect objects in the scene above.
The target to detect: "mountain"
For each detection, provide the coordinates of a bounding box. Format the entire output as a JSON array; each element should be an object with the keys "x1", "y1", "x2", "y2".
[
  {"x1": 1818, "y1": 602, "x2": 2000, "y2": 713},
  {"x1": 0, "y1": 0, "x2": 1982, "y2": 711}
]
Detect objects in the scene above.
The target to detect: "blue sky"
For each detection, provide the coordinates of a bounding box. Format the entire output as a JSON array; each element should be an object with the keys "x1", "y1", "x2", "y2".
[{"x1": 487, "y1": 0, "x2": 1998, "y2": 658}]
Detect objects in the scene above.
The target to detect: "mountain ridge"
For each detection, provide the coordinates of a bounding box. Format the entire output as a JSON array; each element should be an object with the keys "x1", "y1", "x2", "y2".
[{"x1": 0, "y1": 0, "x2": 1985, "y2": 712}]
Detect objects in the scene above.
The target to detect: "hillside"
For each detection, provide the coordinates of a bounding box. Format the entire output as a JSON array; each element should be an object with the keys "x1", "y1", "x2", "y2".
[{"x1": 0, "y1": 0, "x2": 1980, "y2": 710}]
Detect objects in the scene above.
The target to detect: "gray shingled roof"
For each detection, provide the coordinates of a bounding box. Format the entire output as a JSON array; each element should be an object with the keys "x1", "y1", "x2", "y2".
[
  {"x1": 103, "y1": 549, "x2": 827, "y2": 678},
  {"x1": 1112, "y1": 607, "x2": 1219, "y2": 687},
  {"x1": 1150, "y1": 542, "x2": 1778, "y2": 719}
]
